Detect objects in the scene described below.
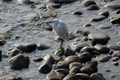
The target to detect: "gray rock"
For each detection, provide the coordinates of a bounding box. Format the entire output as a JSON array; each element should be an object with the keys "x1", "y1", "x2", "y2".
[
  {"x1": 112, "y1": 51, "x2": 120, "y2": 58},
  {"x1": 33, "y1": 57, "x2": 43, "y2": 62},
  {"x1": 80, "y1": 46, "x2": 96, "y2": 53},
  {"x1": 56, "y1": 60, "x2": 70, "y2": 69},
  {"x1": 112, "y1": 57, "x2": 119, "y2": 61},
  {"x1": 69, "y1": 62, "x2": 82, "y2": 69},
  {"x1": 48, "y1": 0, "x2": 77, "y2": 4},
  {"x1": 99, "y1": 11, "x2": 109, "y2": 17},
  {"x1": 73, "y1": 11, "x2": 83, "y2": 16},
  {"x1": 94, "y1": 44, "x2": 110, "y2": 53},
  {"x1": 108, "y1": 44, "x2": 120, "y2": 50},
  {"x1": 115, "y1": 9, "x2": 120, "y2": 14},
  {"x1": 41, "y1": 22, "x2": 52, "y2": 31},
  {"x1": 70, "y1": 42, "x2": 89, "y2": 52},
  {"x1": 109, "y1": 14, "x2": 120, "y2": 24},
  {"x1": 64, "y1": 48, "x2": 76, "y2": 57},
  {"x1": 76, "y1": 73, "x2": 90, "y2": 80},
  {"x1": 97, "y1": 24, "x2": 111, "y2": 29},
  {"x1": 89, "y1": 73, "x2": 106, "y2": 80},
  {"x1": 0, "y1": 50, "x2": 2, "y2": 61},
  {"x1": 46, "y1": 70, "x2": 65, "y2": 80},
  {"x1": 55, "y1": 68, "x2": 69, "y2": 75},
  {"x1": 0, "y1": 40, "x2": 6, "y2": 46},
  {"x1": 37, "y1": 43, "x2": 50, "y2": 50},
  {"x1": 96, "y1": 54, "x2": 111, "y2": 62},
  {"x1": 15, "y1": 43, "x2": 37, "y2": 53},
  {"x1": 9, "y1": 54, "x2": 30, "y2": 70},
  {"x1": 91, "y1": 15, "x2": 106, "y2": 22},
  {"x1": 63, "y1": 74, "x2": 79, "y2": 80},
  {"x1": 104, "y1": 3, "x2": 120, "y2": 10},
  {"x1": 54, "y1": 47, "x2": 64, "y2": 56},
  {"x1": 88, "y1": 32, "x2": 110, "y2": 45},
  {"x1": 47, "y1": 3, "x2": 61, "y2": 9},
  {"x1": 82, "y1": 0, "x2": 96, "y2": 7},
  {"x1": 69, "y1": 66, "x2": 81, "y2": 74},
  {"x1": 85, "y1": 5, "x2": 99, "y2": 10},
  {"x1": 112, "y1": 61, "x2": 119, "y2": 66}
]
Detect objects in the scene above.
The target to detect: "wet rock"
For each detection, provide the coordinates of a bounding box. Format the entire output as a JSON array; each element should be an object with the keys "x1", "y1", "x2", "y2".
[
  {"x1": 82, "y1": 0, "x2": 96, "y2": 7},
  {"x1": 49, "y1": 0, "x2": 77, "y2": 4},
  {"x1": 33, "y1": 57, "x2": 43, "y2": 62},
  {"x1": 46, "y1": 70, "x2": 65, "y2": 80},
  {"x1": 0, "y1": 40, "x2": 6, "y2": 46},
  {"x1": 9, "y1": 54, "x2": 30, "y2": 70},
  {"x1": 91, "y1": 15, "x2": 106, "y2": 22},
  {"x1": 112, "y1": 51, "x2": 120, "y2": 58},
  {"x1": 15, "y1": 43, "x2": 37, "y2": 53},
  {"x1": 47, "y1": 3, "x2": 61, "y2": 9},
  {"x1": 63, "y1": 74, "x2": 78, "y2": 80},
  {"x1": 112, "y1": 57, "x2": 119, "y2": 61},
  {"x1": 0, "y1": 50, "x2": 2, "y2": 61},
  {"x1": 70, "y1": 42, "x2": 89, "y2": 52},
  {"x1": 54, "y1": 47, "x2": 64, "y2": 56},
  {"x1": 89, "y1": 73, "x2": 106, "y2": 80},
  {"x1": 56, "y1": 60, "x2": 70, "y2": 69},
  {"x1": 77, "y1": 52, "x2": 93, "y2": 63},
  {"x1": 75, "y1": 29, "x2": 90, "y2": 36},
  {"x1": 41, "y1": 22, "x2": 52, "y2": 31},
  {"x1": 88, "y1": 32, "x2": 110, "y2": 45},
  {"x1": 115, "y1": 9, "x2": 120, "y2": 14},
  {"x1": 82, "y1": 23, "x2": 92, "y2": 27},
  {"x1": 76, "y1": 73, "x2": 90, "y2": 80},
  {"x1": 108, "y1": 44, "x2": 120, "y2": 50},
  {"x1": 109, "y1": 14, "x2": 120, "y2": 24},
  {"x1": 17, "y1": 0, "x2": 34, "y2": 4},
  {"x1": 99, "y1": 11, "x2": 109, "y2": 17},
  {"x1": 80, "y1": 60, "x2": 98, "y2": 75},
  {"x1": 6, "y1": 76, "x2": 23, "y2": 80},
  {"x1": 69, "y1": 66, "x2": 81, "y2": 74},
  {"x1": 38, "y1": 55, "x2": 55, "y2": 73},
  {"x1": 55, "y1": 68, "x2": 69, "y2": 75},
  {"x1": 0, "y1": 0, "x2": 12, "y2": 2},
  {"x1": 85, "y1": 5, "x2": 99, "y2": 10},
  {"x1": 37, "y1": 43, "x2": 50, "y2": 50},
  {"x1": 96, "y1": 54, "x2": 111, "y2": 62},
  {"x1": 64, "y1": 55, "x2": 81, "y2": 63},
  {"x1": 64, "y1": 48, "x2": 76, "y2": 57},
  {"x1": 73, "y1": 11, "x2": 83, "y2": 16},
  {"x1": 112, "y1": 61, "x2": 119, "y2": 66},
  {"x1": 69, "y1": 62, "x2": 82, "y2": 69},
  {"x1": 104, "y1": 3, "x2": 120, "y2": 10},
  {"x1": 80, "y1": 46, "x2": 96, "y2": 53},
  {"x1": 94, "y1": 44, "x2": 110, "y2": 53},
  {"x1": 97, "y1": 24, "x2": 111, "y2": 29}
]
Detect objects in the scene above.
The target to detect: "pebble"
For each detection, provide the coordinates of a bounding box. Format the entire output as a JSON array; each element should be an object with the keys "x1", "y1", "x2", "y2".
[
  {"x1": 82, "y1": 0, "x2": 97, "y2": 7},
  {"x1": 37, "y1": 43, "x2": 50, "y2": 50},
  {"x1": 55, "y1": 68, "x2": 69, "y2": 75},
  {"x1": 54, "y1": 47, "x2": 64, "y2": 56},
  {"x1": 112, "y1": 57, "x2": 119, "y2": 61},
  {"x1": 69, "y1": 66, "x2": 81, "y2": 74},
  {"x1": 56, "y1": 60, "x2": 70, "y2": 69},
  {"x1": 91, "y1": 15, "x2": 106, "y2": 22},
  {"x1": 69, "y1": 62, "x2": 82, "y2": 69},
  {"x1": 70, "y1": 42, "x2": 89, "y2": 52},
  {"x1": 94, "y1": 44, "x2": 110, "y2": 53},
  {"x1": 46, "y1": 70, "x2": 65, "y2": 80},
  {"x1": 77, "y1": 52, "x2": 93, "y2": 63},
  {"x1": 64, "y1": 48, "x2": 76, "y2": 57},
  {"x1": 41, "y1": 22, "x2": 53, "y2": 31},
  {"x1": 89, "y1": 73, "x2": 106, "y2": 80},
  {"x1": 96, "y1": 54, "x2": 111, "y2": 62},
  {"x1": 88, "y1": 32, "x2": 110, "y2": 45},
  {"x1": 47, "y1": 3, "x2": 61, "y2": 9},
  {"x1": 0, "y1": 40, "x2": 6, "y2": 46},
  {"x1": 63, "y1": 74, "x2": 78, "y2": 80},
  {"x1": 9, "y1": 54, "x2": 30, "y2": 70},
  {"x1": 14, "y1": 43, "x2": 37, "y2": 53},
  {"x1": 17, "y1": 0, "x2": 34, "y2": 4},
  {"x1": 75, "y1": 73, "x2": 90, "y2": 80},
  {"x1": 104, "y1": 3, "x2": 120, "y2": 10},
  {"x1": 108, "y1": 44, "x2": 120, "y2": 50},
  {"x1": 112, "y1": 51, "x2": 120, "y2": 58},
  {"x1": 112, "y1": 61, "x2": 119, "y2": 66},
  {"x1": 0, "y1": 50, "x2": 2, "y2": 61},
  {"x1": 48, "y1": 0, "x2": 77, "y2": 4},
  {"x1": 85, "y1": 5, "x2": 99, "y2": 10},
  {"x1": 0, "y1": 0, "x2": 12, "y2": 2},
  {"x1": 109, "y1": 14, "x2": 120, "y2": 24},
  {"x1": 99, "y1": 11, "x2": 109, "y2": 17},
  {"x1": 32, "y1": 57, "x2": 43, "y2": 62},
  {"x1": 80, "y1": 46, "x2": 96, "y2": 53},
  {"x1": 115, "y1": 9, "x2": 120, "y2": 14},
  {"x1": 73, "y1": 11, "x2": 83, "y2": 16},
  {"x1": 97, "y1": 24, "x2": 111, "y2": 29}
]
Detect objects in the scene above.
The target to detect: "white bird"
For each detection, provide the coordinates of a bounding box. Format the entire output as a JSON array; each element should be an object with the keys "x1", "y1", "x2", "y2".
[{"x1": 52, "y1": 19, "x2": 69, "y2": 48}]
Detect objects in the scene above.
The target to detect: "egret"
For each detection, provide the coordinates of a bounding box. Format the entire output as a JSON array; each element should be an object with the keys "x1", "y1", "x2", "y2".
[{"x1": 52, "y1": 19, "x2": 69, "y2": 48}]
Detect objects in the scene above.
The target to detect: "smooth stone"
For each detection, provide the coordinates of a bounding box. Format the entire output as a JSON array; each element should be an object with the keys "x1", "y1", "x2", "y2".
[
  {"x1": 6, "y1": 77, "x2": 23, "y2": 80},
  {"x1": 112, "y1": 61, "x2": 119, "y2": 66},
  {"x1": 112, "y1": 57, "x2": 119, "y2": 61},
  {"x1": 85, "y1": 5, "x2": 99, "y2": 10},
  {"x1": 75, "y1": 29, "x2": 90, "y2": 36},
  {"x1": 89, "y1": 73, "x2": 106, "y2": 80},
  {"x1": 56, "y1": 60, "x2": 70, "y2": 69},
  {"x1": 108, "y1": 44, "x2": 120, "y2": 50},
  {"x1": 55, "y1": 68, "x2": 69, "y2": 75},
  {"x1": 9, "y1": 54, "x2": 30, "y2": 70},
  {"x1": 109, "y1": 14, "x2": 120, "y2": 24},
  {"x1": 64, "y1": 48, "x2": 76, "y2": 57},
  {"x1": 88, "y1": 32, "x2": 110, "y2": 45},
  {"x1": 82, "y1": 23, "x2": 92, "y2": 27},
  {"x1": 48, "y1": 0, "x2": 77, "y2": 4},
  {"x1": 80, "y1": 60, "x2": 98, "y2": 75},
  {"x1": 64, "y1": 55, "x2": 81, "y2": 63},
  {"x1": 75, "y1": 73, "x2": 90, "y2": 80},
  {"x1": 80, "y1": 46, "x2": 97, "y2": 53},
  {"x1": 91, "y1": 15, "x2": 106, "y2": 22},
  {"x1": 14, "y1": 43, "x2": 37, "y2": 53},
  {"x1": 54, "y1": 47, "x2": 64, "y2": 56},
  {"x1": 63, "y1": 74, "x2": 79, "y2": 80},
  {"x1": 69, "y1": 66, "x2": 81, "y2": 74},
  {"x1": 99, "y1": 11, "x2": 109, "y2": 17},
  {"x1": 96, "y1": 54, "x2": 111, "y2": 62},
  {"x1": 33, "y1": 57, "x2": 43, "y2": 62},
  {"x1": 0, "y1": 50, "x2": 2, "y2": 61},
  {"x1": 104, "y1": 3, "x2": 120, "y2": 10},
  {"x1": 97, "y1": 24, "x2": 111, "y2": 29},
  {"x1": 82, "y1": 0, "x2": 96, "y2": 7},
  {"x1": 112, "y1": 51, "x2": 120, "y2": 58},
  {"x1": 17, "y1": 0, "x2": 34, "y2": 4},
  {"x1": 94, "y1": 44, "x2": 110, "y2": 53},
  {"x1": 115, "y1": 9, "x2": 120, "y2": 14},
  {"x1": 69, "y1": 62, "x2": 82, "y2": 69},
  {"x1": 46, "y1": 70, "x2": 65, "y2": 80},
  {"x1": 77, "y1": 52, "x2": 93, "y2": 63},
  {"x1": 37, "y1": 43, "x2": 50, "y2": 50},
  {"x1": 0, "y1": 40, "x2": 6, "y2": 46},
  {"x1": 70, "y1": 42, "x2": 89, "y2": 52},
  {"x1": 73, "y1": 11, "x2": 83, "y2": 16},
  {"x1": 47, "y1": 3, "x2": 61, "y2": 9}
]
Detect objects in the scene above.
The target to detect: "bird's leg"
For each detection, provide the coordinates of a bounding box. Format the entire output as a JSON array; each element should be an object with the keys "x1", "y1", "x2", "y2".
[{"x1": 60, "y1": 39, "x2": 64, "y2": 48}]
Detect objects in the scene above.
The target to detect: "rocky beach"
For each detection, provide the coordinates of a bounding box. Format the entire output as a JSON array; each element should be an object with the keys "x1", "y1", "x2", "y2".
[{"x1": 0, "y1": 0, "x2": 120, "y2": 80}]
